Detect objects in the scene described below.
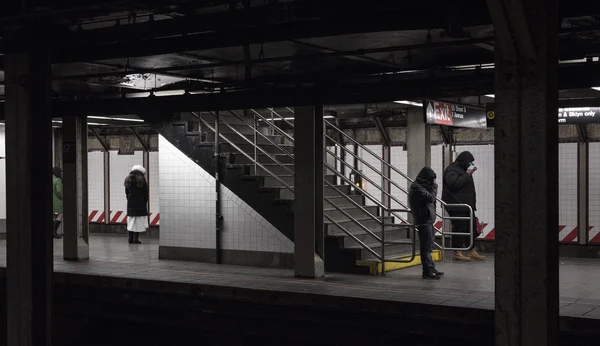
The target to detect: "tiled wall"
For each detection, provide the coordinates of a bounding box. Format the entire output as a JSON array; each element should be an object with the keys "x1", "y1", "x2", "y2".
[
  {"x1": 158, "y1": 135, "x2": 293, "y2": 253},
  {"x1": 589, "y1": 143, "x2": 600, "y2": 243},
  {"x1": 149, "y1": 151, "x2": 160, "y2": 217},
  {"x1": 87, "y1": 151, "x2": 159, "y2": 224},
  {"x1": 390, "y1": 146, "x2": 409, "y2": 223},
  {"x1": 559, "y1": 144, "x2": 578, "y2": 242},
  {"x1": 88, "y1": 152, "x2": 105, "y2": 215}
]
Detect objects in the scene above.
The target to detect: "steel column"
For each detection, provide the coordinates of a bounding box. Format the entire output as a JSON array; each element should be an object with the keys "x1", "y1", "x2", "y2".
[
  {"x1": 577, "y1": 141, "x2": 589, "y2": 244},
  {"x1": 489, "y1": 0, "x2": 559, "y2": 345},
  {"x1": 5, "y1": 42, "x2": 53, "y2": 345},
  {"x1": 62, "y1": 115, "x2": 90, "y2": 260},
  {"x1": 293, "y1": 105, "x2": 325, "y2": 278}
]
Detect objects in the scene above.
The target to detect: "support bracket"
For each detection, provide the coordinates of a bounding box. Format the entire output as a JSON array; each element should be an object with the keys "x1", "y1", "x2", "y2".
[
  {"x1": 90, "y1": 127, "x2": 109, "y2": 151},
  {"x1": 131, "y1": 126, "x2": 150, "y2": 151},
  {"x1": 372, "y1": 115, "x2": 391, "y2": 147}
]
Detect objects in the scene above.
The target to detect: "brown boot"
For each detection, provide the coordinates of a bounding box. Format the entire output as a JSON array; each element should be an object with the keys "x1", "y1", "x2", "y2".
[
  {"x1": 453, "y1": 251, "x2": 471, "y2": 262},
  {"x1": 467, "y1": 249, "x2": 486, "y2": 261}
]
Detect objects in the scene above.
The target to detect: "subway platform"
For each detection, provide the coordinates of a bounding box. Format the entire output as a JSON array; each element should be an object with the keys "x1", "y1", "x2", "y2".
[{"x1": 0, "y1": 234, "x2": 599, "y2": 345}]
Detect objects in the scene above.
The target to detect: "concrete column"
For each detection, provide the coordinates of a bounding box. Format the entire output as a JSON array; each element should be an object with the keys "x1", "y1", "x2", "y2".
[
  {"x1": 5, "y1": 46, "x2": 53, "y2": 345},
  {"x1": 293, "y1": 105, "x2": 325, "y2": 278},
  {"x1": 578, "y1": 141, "x2": 589, "y2": 244},
  {"x1": 491, "y1": 0, "x2": 559, "y2": 345},
  {"x1": 406, "y1": 107, "x2": 431, "y2": 179},
  {"x1": 62, "y1": 116, "x2": 90, "y2": 260}
]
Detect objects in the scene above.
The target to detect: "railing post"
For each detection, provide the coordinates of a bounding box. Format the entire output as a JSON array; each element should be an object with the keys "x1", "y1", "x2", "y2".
[
  {"x1": 253, "y1": 111, "x2": 258, "y2": 174},
  {"x1": 214, "y1": 111, "x2": 223, "y2": 264},
  {"x1": 381, "y1": 213, "x2": 386, "y2": 276},
  {"x1": 382, "y1": 145, "x2": 391, "y2": 218}
]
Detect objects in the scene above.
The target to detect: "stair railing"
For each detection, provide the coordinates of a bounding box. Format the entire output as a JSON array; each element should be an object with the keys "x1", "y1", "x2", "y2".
[
  {"x1": 323, "y1": 119, "x2": 476, "y2": 257},
  {"x1": 192, "y1": 112, "x2": 295, "y2": 192},
  {"x1": 254, "y1": 109, "x2": 419, "y2": 273}
]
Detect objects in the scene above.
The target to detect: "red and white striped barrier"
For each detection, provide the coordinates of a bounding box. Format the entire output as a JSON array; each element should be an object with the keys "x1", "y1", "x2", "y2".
[
  {"x1": 431, "y1": 220, "x2": 600, "y2": 243},
  {"x1": 88, "y1": 210, "x2": 160, "y2": 226}
]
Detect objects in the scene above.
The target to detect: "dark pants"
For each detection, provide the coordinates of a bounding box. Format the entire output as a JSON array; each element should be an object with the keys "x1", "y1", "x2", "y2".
[
  {"x1": 417, "y1": 224, "x2": 436, "y2": 275},
  {"x1": 448, "y1": 209, "x2": 477, "y2": 251}
]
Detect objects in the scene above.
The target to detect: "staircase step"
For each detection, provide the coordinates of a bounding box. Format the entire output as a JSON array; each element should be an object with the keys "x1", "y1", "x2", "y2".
[
  {"x1": 252, "y1": 164, "x2": 295, "y2": 176},
  {"x1": 323, "y1": 205, "x2": 379, "y2": 221},
  {"x1": 262, "y1": 175, "x2": 337, "y2": 187},
  {"x1": 356, "y1": 250, "x2": 442, "y2": 275},
  {"x1": 345, "y1": 241, "x2": 415, "y2": 261},
  {"x1": 220, "y1": 143, "x2": 294, "y2": 155},
  {"x1": 324, "y1": 194, "x2": 364, "y2": 207},
  {"x1": 277, "y1": 185, "x2": 350, "y2": 199},
  {"x1": 206, "y1": 132, "x2": 284, "y2": 145},
  {"x1": 333, "y1": 227, "x2": 411, "y2": 247},
  {"x1": 232, "y1": 153, "x2": 294, "y2": 165},
  {"x1": 325, "y1": 216, "x2": 395, "y2": 235}
]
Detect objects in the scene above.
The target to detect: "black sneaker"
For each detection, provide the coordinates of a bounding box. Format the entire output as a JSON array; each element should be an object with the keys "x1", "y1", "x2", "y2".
[
  {"x1": 422, "y1": 273, "x2": 441, "y2": 280},
  {"x1": 434, "y1": 270, "x2": 445, "y2": 276}
]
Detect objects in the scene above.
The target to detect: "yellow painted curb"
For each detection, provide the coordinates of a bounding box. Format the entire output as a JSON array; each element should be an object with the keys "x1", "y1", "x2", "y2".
[{"x1": 356, "y1": 250, "x2": 442, "y2": 275}]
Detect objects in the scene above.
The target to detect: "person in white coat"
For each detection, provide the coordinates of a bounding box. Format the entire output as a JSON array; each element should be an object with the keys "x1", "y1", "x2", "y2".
[{"x1": 124, "y1": 165, "x2": 149, "y2": 244}]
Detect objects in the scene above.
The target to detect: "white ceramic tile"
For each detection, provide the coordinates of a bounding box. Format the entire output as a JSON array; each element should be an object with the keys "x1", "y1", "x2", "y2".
[{"x1": 158, "y1": 135, "x2": 292, "y2": 253}]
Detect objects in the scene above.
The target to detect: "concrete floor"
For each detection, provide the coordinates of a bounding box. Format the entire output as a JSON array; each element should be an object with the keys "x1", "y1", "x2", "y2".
[{"x1": 0, "y1": 234, "x2": 599, "y2": 319}]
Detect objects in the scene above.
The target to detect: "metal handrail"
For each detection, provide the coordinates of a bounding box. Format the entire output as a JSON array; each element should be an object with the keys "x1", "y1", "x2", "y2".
[
  {"x1": 325, "y1": 133, "x2": 412, "y2": 204},
  {"x1": 440, "y1": 204, "x2": 475, "y2": 251},
  {"x1": 249, "y1": 109, "x2": 295, "y2": 142},
  {"x1": 324, "y1": 180, "x2": 381, "y2": 224},
  {"x1": 325, "y1": 119, "x2": 448, "y2": 207},
  {"x1": 324, "y1": 214, "x2": 382, "y2": 259},
  {"x1": 205, "y1": 112, "x2": 295, "y2": 177},
  {"x1": 193, "y1": 113, "x2": 295, "y2": 193},
  {"x1": 266, "y1": 108, "x2": 295, "y2": 129},
  {"x1": 226, "y1": 110, "x2": 294, "y2": 160},
  {"x1": 324, "y1": 147, "x2": 411, "y2": 214},
  {"x1": 324, "y1": 161, "x2": 410, "y2": 225}
]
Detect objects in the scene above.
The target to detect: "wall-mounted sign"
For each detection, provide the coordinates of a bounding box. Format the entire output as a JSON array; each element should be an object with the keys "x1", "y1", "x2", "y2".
[
  {"x1": 487, "y1": 106, "x2": 600, "y2": 127},
  {"x1": 424, "y1": 100, "x2": 487, "y2": 129},
  {"x1": 558, "y1": 107, "x2": 600, "y2": 124},
  {"x1": 118, "y1": 138, "x2": 135, "y2": 155}
]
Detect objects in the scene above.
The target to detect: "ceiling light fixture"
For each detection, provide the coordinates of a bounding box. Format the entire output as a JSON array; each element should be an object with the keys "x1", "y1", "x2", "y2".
[
  {"x1": 394, "y1": 100, "x2": 423, "y2": 107},
  {"x1": 88, "y1": 116, "x2": 145, "y2": 122},
  {"x1": 591, "y1": 87, "x2": 600, "y2": 92},
  {"x1": 485, "y1": 94, "x2": 495, "y2": 98}
]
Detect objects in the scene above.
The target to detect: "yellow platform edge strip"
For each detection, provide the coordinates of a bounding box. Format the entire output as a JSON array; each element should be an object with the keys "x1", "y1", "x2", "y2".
[{"x1": 356, "y1": 250, "x2": 442, "y2": 275}]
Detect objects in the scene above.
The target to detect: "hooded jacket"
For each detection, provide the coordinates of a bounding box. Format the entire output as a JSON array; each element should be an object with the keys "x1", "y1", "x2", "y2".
[
  {"x1": 408, "y1": 167, "x2": 438, "y2": 226},
  {"x1": 442, "y1": 151, "x2": 476, "y2": 210}
]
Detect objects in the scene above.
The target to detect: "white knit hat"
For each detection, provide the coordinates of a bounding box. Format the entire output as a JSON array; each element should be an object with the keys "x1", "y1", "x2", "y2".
[{"x1": 131, "y1": 165, "x2": 146, "y2": 175}]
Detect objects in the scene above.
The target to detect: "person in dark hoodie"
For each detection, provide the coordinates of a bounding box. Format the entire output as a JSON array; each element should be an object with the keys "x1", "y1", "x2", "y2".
[
  {"x1": 52, "y1": 167, "x2": 63, "y2": 239},
  {"x1": 442, "y1": 151, "x2": 485, "y2": 262},
  {"x1": 408, "y1": 167, "x2": 444, "y2": 280}
]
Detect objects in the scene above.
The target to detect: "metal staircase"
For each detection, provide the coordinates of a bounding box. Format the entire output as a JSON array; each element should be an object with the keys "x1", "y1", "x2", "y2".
[{"x1": 141, "y1": 107, "x2": 474, "y2": 275}]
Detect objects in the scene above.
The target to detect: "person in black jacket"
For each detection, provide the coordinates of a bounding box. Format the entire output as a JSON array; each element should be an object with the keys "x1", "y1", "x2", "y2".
[
  {"x1": 125, "y1": 165, "x2": 149, "y2": 244},
  {"x1": 408, "y1": 167, "x2": 444, "y2": 280},
  {"x1": 441, "y1": 151, "x2": 485, "y2": 262}
]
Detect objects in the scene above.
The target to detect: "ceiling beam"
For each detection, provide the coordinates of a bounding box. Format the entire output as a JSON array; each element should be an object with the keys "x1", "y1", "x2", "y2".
[{"x1": 2, "y1": 62, "x2": 600, "y2": 119}]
